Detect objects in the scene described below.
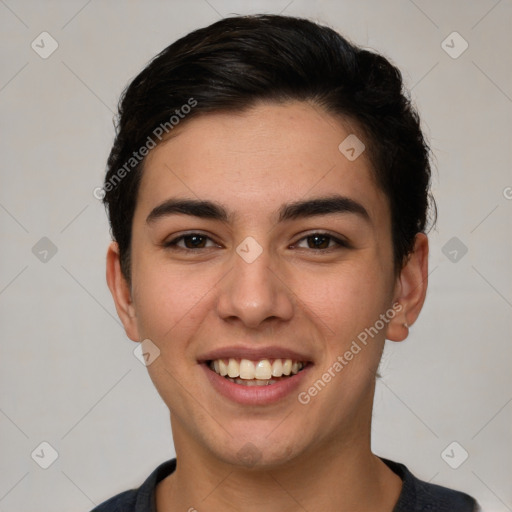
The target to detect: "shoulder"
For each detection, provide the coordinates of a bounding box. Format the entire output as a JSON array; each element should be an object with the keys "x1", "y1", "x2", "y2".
[
  {"x1": 90, "y1": 489, "x2": 137, "y2": 512},
  {"x1": 89, "y1": 459, "x2": 177, "y2": 512},
  {"x1": 380, "y1": 458, "x2": 480, "y2": 512}
]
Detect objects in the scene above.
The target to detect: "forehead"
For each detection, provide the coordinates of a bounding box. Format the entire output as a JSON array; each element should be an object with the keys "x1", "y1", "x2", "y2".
[{"x1": 135, "y1": 101, "x2": 389, "y2": 226}]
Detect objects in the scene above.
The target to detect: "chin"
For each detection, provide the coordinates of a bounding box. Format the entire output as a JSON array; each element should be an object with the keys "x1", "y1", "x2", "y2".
[{"x1": 207, "y1": 430, "x2": 307, "y2": 471}]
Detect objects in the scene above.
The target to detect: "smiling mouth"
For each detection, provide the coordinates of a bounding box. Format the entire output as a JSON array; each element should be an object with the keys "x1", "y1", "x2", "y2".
[{"x1": 208, "y1": 358, "x2": 307, "y2": 386}]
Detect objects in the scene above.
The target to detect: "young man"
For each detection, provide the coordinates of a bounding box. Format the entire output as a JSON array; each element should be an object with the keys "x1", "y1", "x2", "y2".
[{"x1": 94, "y1": 14, "x2": 479, "y2": 511}]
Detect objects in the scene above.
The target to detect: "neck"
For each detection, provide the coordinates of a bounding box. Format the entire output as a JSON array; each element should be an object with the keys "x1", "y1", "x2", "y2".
[{"x1": 156, "y1": 416, "x2": 402, "y2": 512}]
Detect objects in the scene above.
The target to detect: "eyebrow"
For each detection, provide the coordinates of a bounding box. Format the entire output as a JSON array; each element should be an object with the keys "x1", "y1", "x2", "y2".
[{"x1": 146, "y1": 195, "x2": 370, "y2": 225}]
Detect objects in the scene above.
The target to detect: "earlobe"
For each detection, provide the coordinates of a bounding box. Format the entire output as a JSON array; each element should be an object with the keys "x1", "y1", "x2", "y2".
[
  {"x1": 105, "y1": 242, "x2": 140, "y2": 341},
  {"x1": 386, "y1": 233, "x2": 429, "y2": 342}
]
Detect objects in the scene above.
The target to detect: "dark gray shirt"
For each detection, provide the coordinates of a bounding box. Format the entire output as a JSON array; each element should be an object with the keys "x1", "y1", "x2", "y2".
[{"x1": 91, "y1": 457, "x2": 479, "y2": 511}]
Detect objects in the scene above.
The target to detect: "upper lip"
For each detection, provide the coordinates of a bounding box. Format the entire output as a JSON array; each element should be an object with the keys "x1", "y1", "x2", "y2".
[{"x1": 197, "y1": 345, "x2": 313, "y2": 363}]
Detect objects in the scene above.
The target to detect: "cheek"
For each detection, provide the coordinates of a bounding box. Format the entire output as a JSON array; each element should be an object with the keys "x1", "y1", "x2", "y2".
[
  {"x1": 292, "y1": 264, "x2": 389, "y2": 338},
  {"x1": 131, "y1": 257, "x2": 215, "y2": 343}
]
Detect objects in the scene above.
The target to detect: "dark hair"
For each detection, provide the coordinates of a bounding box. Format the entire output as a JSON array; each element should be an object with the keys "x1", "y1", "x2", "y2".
[{"x1": 103, "y1": 14, "x2": 436, "y2": 282}]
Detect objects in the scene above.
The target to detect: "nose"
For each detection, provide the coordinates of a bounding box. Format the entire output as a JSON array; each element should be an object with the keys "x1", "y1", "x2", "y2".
[{"x1": 215, "y1": 244, "x2": 294, "y2": 330}]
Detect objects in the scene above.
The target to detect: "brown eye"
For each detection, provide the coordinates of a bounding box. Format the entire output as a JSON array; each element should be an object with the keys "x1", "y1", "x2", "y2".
[
  {"x1": 306, "y1": 234, "x2": 331, "y2": 249},
  {"x1": 164, "y1": 233, "x2": 218, "y2": 250},
  {"x1": 181, "y1": 234, "x2": 208, "y2": 248},
  {"x1": 294, "y1": 232, "x2": 349, "y2": 251}
]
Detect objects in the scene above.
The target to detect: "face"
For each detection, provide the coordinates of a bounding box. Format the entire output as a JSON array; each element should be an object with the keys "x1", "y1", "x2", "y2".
[{"x1": 109, "y1": 101, "x2": 417, "y2": 469}]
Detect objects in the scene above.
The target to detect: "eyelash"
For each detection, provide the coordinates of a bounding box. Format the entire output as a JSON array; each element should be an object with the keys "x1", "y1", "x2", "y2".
[{"x1": 163, "y1": 232, "x2": 350, "y2": 253}]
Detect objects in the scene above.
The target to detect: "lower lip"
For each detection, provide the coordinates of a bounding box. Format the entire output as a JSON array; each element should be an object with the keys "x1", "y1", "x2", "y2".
[{"x1": 201, "y1": 363, "x2": 311, "y2": 405}]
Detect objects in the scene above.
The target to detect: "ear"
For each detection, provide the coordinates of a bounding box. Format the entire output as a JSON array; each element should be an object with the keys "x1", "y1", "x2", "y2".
[
  {"x1": 106, "y1": 241, "x2": 140, "y2": 342},
  {"x1": 386, "y1": 233, "x2": 429, "y2": 342}
]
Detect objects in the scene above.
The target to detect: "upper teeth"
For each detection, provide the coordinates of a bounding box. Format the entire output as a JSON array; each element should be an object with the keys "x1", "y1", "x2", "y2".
[{"x1": 210, "y1": 358, "x2": 305, "y2": 379}]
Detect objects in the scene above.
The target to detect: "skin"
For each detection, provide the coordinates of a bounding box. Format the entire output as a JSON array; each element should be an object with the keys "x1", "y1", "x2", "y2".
[{"x1": 106, "y1": 101, "x2": 429, "y2": 511}]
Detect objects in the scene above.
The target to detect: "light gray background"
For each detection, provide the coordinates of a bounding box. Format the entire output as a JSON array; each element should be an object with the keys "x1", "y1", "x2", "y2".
[{"x1": 1, "y1": 0, "x2": 511, "y2": 510}]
